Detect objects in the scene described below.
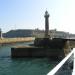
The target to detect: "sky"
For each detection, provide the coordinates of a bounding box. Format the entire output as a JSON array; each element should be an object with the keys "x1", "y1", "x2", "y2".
[{"x1": 0, "y1": 0, "x2": 75, "y2": 33}]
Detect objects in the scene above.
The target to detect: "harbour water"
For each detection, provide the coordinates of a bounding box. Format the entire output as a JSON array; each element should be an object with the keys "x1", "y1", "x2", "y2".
[{"x1": 0, "y1": 42, "x2": 58, "y2": 75}]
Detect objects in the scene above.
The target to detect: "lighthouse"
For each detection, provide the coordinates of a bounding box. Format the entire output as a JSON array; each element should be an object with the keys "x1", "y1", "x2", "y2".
[{"x1": 44, "y1": 11, "x2": 50, "y2": 38}]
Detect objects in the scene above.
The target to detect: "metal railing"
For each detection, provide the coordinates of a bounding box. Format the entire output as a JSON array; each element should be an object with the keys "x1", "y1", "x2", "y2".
[{"x1": 47, "y1": 48, "x2": 75, "y2": 75}]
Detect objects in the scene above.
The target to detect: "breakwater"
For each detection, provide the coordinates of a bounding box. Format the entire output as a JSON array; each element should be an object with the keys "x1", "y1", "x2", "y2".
[
  {"x1": 11, "y1": 38, "x2": 67, "y2": 59},
  {"x1": 0, "y1": 37, "x2": 35, "y2": 44}
]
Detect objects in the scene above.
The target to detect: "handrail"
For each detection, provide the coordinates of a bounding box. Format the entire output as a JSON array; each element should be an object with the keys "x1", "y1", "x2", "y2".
[
  {"x1": 72, "y1": 49, "x2": 75, "y2": 75},
  {"x1": 47, "y1": 48, "x2": 75, "y2": 75}
]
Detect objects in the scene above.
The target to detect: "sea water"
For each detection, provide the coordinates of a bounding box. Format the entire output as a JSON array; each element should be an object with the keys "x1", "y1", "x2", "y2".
[{"x1": 0, "y1": 42, "x2": 58, "y2": 75}]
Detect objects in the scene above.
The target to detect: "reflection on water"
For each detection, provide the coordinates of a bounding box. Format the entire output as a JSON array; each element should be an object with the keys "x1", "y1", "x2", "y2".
[{"x1": 0, "y1": 42, "x2": 58, "y2": 75}]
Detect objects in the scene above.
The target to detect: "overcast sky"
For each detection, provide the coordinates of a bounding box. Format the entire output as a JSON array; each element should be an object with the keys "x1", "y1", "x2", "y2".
[{"x1": 0, "y1": 0, "x2": 75, "y2": 33}]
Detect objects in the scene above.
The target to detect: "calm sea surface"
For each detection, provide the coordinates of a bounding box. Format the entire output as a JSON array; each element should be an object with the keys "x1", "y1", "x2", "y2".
[{"x1": 0, "y1": 42, "x2": 58, "y2": 75}]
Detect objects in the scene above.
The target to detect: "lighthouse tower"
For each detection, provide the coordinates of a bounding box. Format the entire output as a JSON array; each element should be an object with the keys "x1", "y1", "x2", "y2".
[{"x1": 44, "y1": 11, "x2": 50, "y2": 38}]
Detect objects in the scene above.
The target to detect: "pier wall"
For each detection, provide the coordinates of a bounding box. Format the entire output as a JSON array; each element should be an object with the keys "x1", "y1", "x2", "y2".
[{"x1": 11, "y1": 47, "x2": 65, "y2": 59}]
